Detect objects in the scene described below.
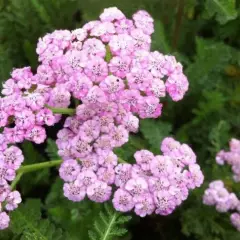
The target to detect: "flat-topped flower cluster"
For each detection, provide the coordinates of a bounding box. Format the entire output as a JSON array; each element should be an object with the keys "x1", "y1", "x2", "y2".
[
  {"x1": 0, "y1": 7, "x2": 200, "y2": 230},
  {"x1": 216, "y1": 138, "x2": 240, "y2": 182},
  {"x1": 112, "y1": 137, "x2": 204, "y2": 216},
  {"x1": 203, "y1": 138, "x2": 240, "y2": 232},
  {"x1": 203, "y1": 180, "x2": 239, "y2": 212},
  {"x1": 61, "y1": 137, "x2": 204, "y2": 217},
  {"x1": 60, "y1": 137, "x2": 204, "y2": 217}
]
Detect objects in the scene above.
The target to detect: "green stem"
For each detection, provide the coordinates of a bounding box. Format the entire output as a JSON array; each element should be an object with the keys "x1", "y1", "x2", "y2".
[
  {"x1": 11, "y1": 172, "x2": 23, "y2": 190},
  {"x1": 105, "y1": 45, "x2": 112, "y2": 63},
  {"x1": 118, "y1": 157, "x2": 127, "y2": 164},
  {"x1": 10, "y1": 156, "x2": 129, "y2": 189},
  {"x1": 46, "y1": 105, "x2": 75, "y2": 115},
  {"x1": 11, "y1": 160, "x2": 62, "y2": 190},
  {"x1": 102, "y1": 211, "x2": 118, "y2": 240},
  {"x1": 18, "y1": 159, "x2": 62, "y2": 174},
  {"x1": 172, "y1": 0, "x2": 185, "y2": 50}
]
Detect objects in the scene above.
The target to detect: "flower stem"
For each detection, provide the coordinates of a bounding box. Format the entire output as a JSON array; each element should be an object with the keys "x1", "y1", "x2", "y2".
[
  {"x1": 46, "y1": 105, "x2": 75, "y2": 115},
  {"x1": 11, "y1": 157, "x2": 129, "y2": 190},
  {"x1": 11, "y1": 159, "x2": 62, "y2": 190},
  {"x1": 105, "y1": 45, "x2": 112, "y2": 63},
  {"x1": 172, "y1": 0, "x2": 185, "y2": 50},
  {"x1": 11, "y1": 172, "x2": 23, "y2": 190},
  {"x1": 118, "y1": 157, "x2": 127, "y2": 164},
  {"x1": 18, "y1": 159, "x2": 62, "y2": 174}
]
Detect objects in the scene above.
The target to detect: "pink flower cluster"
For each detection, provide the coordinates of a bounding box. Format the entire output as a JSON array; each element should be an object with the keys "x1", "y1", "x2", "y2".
[
  {"x1": 35, "y1": 7, "x2": 188, "y2": 120},
  {"x1": 47, "y1": 7, "x2": 193, "y2": 215},
  {"x1": 203, "y1": 180, "x2": 240, "y2": 231},
  {"x1": 0, "y1": 7, "x2": 191, "y2": 229},
  {"x1": 0, "y1": 145, "x2": 23, "y2": 229},
  {"x1": 59, "y1": 136, "x2": 204, "y2": 217},
  {"x1": 203, "y1": 139, "x2": 240, "y2": 232},
  {"x1": 113, "y1": 137, "x2": 203, "y2": 216},
  {"x1": 216, "y1": 138, "x2": 240, "y2": 182},
  {"x1": 0, "y1": 66, "x2": 59, "y2": 145},
  {"x1": 0, "y1": 61, "x2": 58, "y2": 230},
  {"x1": 203, "y1": 180, "x2": 239, "y2": 212},
  {"x1": 231, "y1": 213, "x2": 240, "y2": 231}
]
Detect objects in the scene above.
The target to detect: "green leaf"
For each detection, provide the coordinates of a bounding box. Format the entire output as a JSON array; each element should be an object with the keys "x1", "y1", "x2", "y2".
[
  {"x1": 89, "y1": 203, "x2": 131, "y2": 240},
  {"x1": 114, "y1": 134, "x2": 147, "y2": 163},
  {"x1": 140, "y1": 119, "x2": 172, "y2": 153},
  {"x1": 186, "y1": 37, "x2": 232, "y2": 91},
  {"x1": 23, "y1": 40, "x2": 38, "y2": 70},
  {"x1": 192, "y1": 90, "x2": 226, "y2": 125},
  {"x1": 151, "y1": 20, "x2": 171, "y2": 53},
  {"x1": 46, "y1": 179, "x2": 102, "y2": 240},
  {"x1": 22, "y1": 142, "x2": 45, "y2": 165},
  {"x1": 20, "y1": 142, "x2": 49, "y2": 194},
  {"x1": 203, "y1": 0, "x2": 238, "y2": 24},
  {"x1": 0, "y1": 45, "x2": 13, "y2": 84},
  {"x1": 45, "y1": 139, "x2": 60, "y2": 160},
  {"x1": 208, "y1": 120, "x2": 230, "y2": 152},
  {"x1": 29, "y1": 0, "x2": 52, "y2": 26},
  {"x1": 181, "y1": 199, "x2": 239, "y2": 240},
  {"x1": 0, "y1": 228, "x2": 13, "y2": 240},
  {"x1": 10, "y1": 199, "x2": 67, "y2": 240}
]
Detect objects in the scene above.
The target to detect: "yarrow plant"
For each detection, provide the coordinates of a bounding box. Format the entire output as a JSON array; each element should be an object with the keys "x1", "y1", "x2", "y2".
[
  {"x1": 203, "y1": 138, "x2": 240, "y2": 231},
  {"x1": 0, "y1": 7, "x2": 202, "y2": 230}
]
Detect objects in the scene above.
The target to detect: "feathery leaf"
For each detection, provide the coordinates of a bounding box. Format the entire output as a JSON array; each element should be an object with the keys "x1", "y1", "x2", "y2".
[
  {"x1": 89, "y1": 203, "x2": 131, "y2": 240},
  {"x1": 45, "y1": 139, "x2": 60, "y2": 160},
  {"x1": 10, "y1": 199, "x2": 67, "y2": 240},
  {"x1": 203, "y1": 0, "x2": 238, "y2": 24},
  {"x1": 140, "y1": 119, "x2": 172, "y2": 154}
]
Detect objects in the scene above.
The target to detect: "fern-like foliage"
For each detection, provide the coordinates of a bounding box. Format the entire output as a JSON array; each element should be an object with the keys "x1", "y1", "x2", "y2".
[
  {"x1": 20, "y1": 142, "x2": 50, "y2": 194},
  {"x1": 114, "y1": 134, "x2": 147, "y2": 163},
  {"x1": 0, "y1": 0, "x2": 82, "y2": 79},
  {"x1": 151, "y1": 20, "x2": 171, "y2": 53},
  {"x1": 88, "y1": 203, "x2": 131, "y2": 240},
  {"x1": 181, "y1": 196, "x2": 240, "y2": 240},
  {"x1": 45, "y1": 139, "x2": 60, "y2": 160},
  {"x1": 10, "y1": 199, "x2": 68, "y2": 240},
  {"x1": 186, "y1": 37, "x2": 233, "y2": 91},
  {"x1": 140, "y1": 119, "x2": 172, "y2": 154},
  {"x1": 203, "y1": 0, "x2": 238, "y2": 24},
  {"x1": 46, "y1": 179, "x2": 103, "y2": 240},
  {"x1": 208, "y1": 120, "x2": 230, "y2": 153},
  {"x1": 0, "y1": 45, "x2": 13, "y2": 82},
  {"x1": 192, "y1": 90, "x2": 226, "y2": 125}
]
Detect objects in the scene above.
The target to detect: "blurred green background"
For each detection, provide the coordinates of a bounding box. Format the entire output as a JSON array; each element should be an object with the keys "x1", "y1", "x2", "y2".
[{"x1": 0, "y1": 0, "x2": 240, "y2": 239}]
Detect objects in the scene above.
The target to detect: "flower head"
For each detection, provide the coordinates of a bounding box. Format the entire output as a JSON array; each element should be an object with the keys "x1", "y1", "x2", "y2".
[
  {"x1": 0, "y1": 212, "x2": 10, "y2": 230},
  {"x1": 113, "y1": 189, "x2": 134, "y2": 212},
  {"x1": 87, "y1": 180, "x2": 112, "y2": 203},
  {"x1": 63, "y1": 182, "x2": 86, "y2": 202}
]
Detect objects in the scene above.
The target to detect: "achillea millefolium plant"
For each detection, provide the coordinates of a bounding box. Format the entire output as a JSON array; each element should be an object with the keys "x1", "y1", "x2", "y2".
[
  {"x1": 0, "y1": 1, "x2": 239, "y2": 240},
  {"x1": 0, "y1": 7, "x2": 204, "y2": 231}
]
